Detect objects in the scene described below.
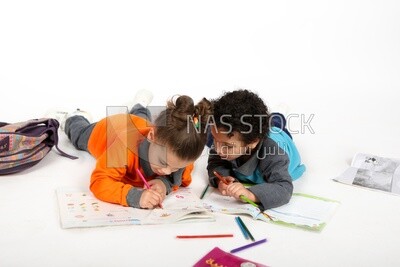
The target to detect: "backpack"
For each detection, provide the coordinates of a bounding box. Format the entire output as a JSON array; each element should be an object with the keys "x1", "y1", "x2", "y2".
[{"x1": 0, "y1": 118, "x2": 78, "y2": 175}]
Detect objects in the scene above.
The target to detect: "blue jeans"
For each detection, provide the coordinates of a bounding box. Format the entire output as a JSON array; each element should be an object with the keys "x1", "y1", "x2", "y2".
[{"x1": 65, "y1": 104, "x2": 151, "y2": 152}]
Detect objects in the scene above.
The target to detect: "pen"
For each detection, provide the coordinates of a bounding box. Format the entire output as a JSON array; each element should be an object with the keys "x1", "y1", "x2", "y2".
[
  {"x1": 230, "y1": 238, "x2": 267, "y2": 253},
  {"x1": 200, "y1": 184, "x2": 210, "y2": 199},
  {"x1": 136, "y1": 168, "x2": 163, "y2": 209},
  {"x1": 237, "y1": 216, "x2": 255, "y2": 241},
  {"x1": 176, "y1": 234, "x2": 234, "y2": 239},
  {"x1": 213, "y1": 170, "x2": 229, "y2": 185}
]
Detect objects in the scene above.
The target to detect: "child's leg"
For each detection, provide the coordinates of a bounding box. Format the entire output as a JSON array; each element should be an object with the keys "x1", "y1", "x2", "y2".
[
  {"x1": 129, "y1": 104, "x2": 152, "y2": 122},
  {"x1": 270, "y1": 112, "x2": 292, "y2": 139},
  {"x1": 64, "y1": 116, "x2": 95, "y2": 152},
  {"x1": 127, "y1": 89, "x2": 154, "y2": 121}
]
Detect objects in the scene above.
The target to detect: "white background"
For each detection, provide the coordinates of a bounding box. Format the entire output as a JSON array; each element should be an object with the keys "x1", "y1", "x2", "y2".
[{"x1": 1, "y1": 1, "x2": 400, "y2": 266}]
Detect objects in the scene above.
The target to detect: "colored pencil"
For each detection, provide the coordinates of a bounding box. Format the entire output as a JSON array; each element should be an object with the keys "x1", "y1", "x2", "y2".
[
  {"x1": 230, "y1": 238, "x2": 267, "y2": 253},
  {"x1": 239, "y1": 195, "x2": 274, "y2": 221},
  {"x1": 235, "y1": 216, "x2": 249, "y2": 240},
  {"x1": 136, "y1": 168, "x2": 163, "y2": 209},
  {"x1": 176, "y1": 234, "x2": 234, "y2": 239},
  {"x1": 136, "y1": 168, "x2": 151, "y2": 188},
  {"x1": 263, "y1": 212, "x2": 274, "y2": 221},
  {"x1": 237, "y1": 216, "x2": 255, "y2": 242},
  {"x1": 239, "y1": 195, "x2": 259, "y2": 208},
  {"x1": 200, "y1": 184, "x2": 210, "y2": 199},
  {"x1": 213, "y1": 170, "x2": 229, "y2": 185}
]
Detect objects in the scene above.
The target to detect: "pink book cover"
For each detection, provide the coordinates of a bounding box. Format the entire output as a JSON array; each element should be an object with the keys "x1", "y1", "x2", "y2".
[{"x1": 194, "y1": 247, "x2": 268, "y2": 267}]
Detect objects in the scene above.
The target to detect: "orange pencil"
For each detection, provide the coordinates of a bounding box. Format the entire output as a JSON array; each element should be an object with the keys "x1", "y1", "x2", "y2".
[{"x1": 213, "y1": 170, "x2": 229, "y2": 185}]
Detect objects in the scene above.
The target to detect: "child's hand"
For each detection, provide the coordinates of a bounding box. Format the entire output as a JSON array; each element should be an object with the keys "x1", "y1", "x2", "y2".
[
  {"x1": 139, "y1": 189, "x2": 163, "y2": 209},
  {"x1": 217, "y1": 175, "x2": 236, "y2": 195},
  {"x1": 147, "y1": 179, "x2": 167, "y2": 200},
  {"x1": 225, "y1": 182, "x2": 257, "y2": 203}
]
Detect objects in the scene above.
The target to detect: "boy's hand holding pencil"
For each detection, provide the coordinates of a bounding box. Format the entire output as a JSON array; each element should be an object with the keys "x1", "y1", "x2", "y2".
[
  {"x1": 214, "y1": 171, "x2": 261, "y2": 208},
  {"x1": 213, "y1": 171, "x2": 235, "y2": 195}
]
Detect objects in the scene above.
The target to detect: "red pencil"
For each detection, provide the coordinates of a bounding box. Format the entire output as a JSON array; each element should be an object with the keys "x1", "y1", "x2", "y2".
[
  {"x1": 176, "y1": 234, "x2": 233, "y2": 239},
  {"x1": 213, "y1": 171, "x2": 229, "y2": 185}
]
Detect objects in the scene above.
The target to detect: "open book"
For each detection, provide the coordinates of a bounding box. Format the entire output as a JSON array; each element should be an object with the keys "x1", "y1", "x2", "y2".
[
  {"x1": 56, "y1": 187, "x2": 215, "y2": 229},
  {"x1": 334, "y1": 152, "x2": 400, "y2": 195},
  {"x1": 202, "y1": 188, "x2": 339, "y2": 232}
]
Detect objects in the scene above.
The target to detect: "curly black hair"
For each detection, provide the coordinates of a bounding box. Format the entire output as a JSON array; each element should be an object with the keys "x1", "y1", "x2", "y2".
[{"x1": 212, "y1": 89, "x2": 270, "y2": 144}]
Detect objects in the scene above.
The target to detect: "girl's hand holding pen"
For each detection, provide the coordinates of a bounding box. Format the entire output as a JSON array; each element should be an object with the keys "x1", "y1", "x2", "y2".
[
  {"x1": 147, "y1": 179, "x2": 167, "y2": 200},
  {"x1": 139, "y1": 189, "x2": 164, "y2": 209},
  {"x1": 136, "y1": 168, "x2": 164, "y2": 209}
]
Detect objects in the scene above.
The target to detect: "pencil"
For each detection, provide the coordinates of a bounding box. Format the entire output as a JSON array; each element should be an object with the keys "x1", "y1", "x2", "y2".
[
  {"x1": 239, "y1": 195, "x2": 274, "y2": 221},
  {"x1": 263, "y1": 212, "x2": 274, "y2": 221},
  {"x1": 176, "y1": 234, "x2": 234, "y2": 239},
  {"x1": 136, "y1": 168, "x2": 151, "y2": 189},
  {"x1": 237, "y1": 216, "x2": 255, "y2": 242},
  {"x1": 239, "y1": 195, "x2": 259, "y2": 208},
  {"x1": 136, "y1": 168, "x2": 163, "y2": 209},
  {"x1": 200, "y1": 184, "x2": 210, "y2": 199},
  {"x1": 213, "y1": 170, "x2": 229, "y2": 185},
  {"x1": 230, "y1": 238, "x2": 267, "y2": 253},
  {"x1": 235, "y1": 216, "x2": 249, "y2": 240}
]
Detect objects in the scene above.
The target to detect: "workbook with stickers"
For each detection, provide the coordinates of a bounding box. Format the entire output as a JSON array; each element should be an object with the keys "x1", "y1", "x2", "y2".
[{"x1": 56, "y1": 187, "x2": 214, "y2": 229}]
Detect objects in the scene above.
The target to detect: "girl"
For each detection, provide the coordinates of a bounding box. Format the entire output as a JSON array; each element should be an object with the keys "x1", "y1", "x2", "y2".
[{"x1": 62, "y1": 91, "x2": 212, "y2": 209}]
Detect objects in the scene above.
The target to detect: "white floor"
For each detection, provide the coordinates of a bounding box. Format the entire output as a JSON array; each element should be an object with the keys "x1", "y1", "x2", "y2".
[{"x1": 1, "y1": 1, "x2": 400, "y2": 266}]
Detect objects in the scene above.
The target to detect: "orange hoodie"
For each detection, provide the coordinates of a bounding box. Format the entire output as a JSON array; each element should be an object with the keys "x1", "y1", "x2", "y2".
[{"x1": 87, "y1": 114, "x2": 193, "y2": 207}]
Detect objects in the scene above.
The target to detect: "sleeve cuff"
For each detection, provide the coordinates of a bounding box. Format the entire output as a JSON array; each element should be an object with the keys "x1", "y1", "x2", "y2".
[
  {"x1": 126, "y1": 188, "x2": 144, "y2": 208},
  {"x1": 159, "y1": 177, "x2": 173, "y2": 194}
]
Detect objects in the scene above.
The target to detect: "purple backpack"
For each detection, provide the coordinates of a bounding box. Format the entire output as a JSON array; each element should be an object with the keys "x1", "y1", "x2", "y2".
[{"x1": 0, "y1": 118, "x2": 78, "y2": 175}]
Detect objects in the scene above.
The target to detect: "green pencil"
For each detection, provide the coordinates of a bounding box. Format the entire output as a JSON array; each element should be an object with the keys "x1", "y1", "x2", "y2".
[
  {"x1": 240, "y1": 195, "x2": 259, "y2": 208},
  {"x1": 237, "y1": 216, "x2": 255, "y2": 242},
  {"x1": 200, "y1": 184, "x2": 210, "y2": 199}
]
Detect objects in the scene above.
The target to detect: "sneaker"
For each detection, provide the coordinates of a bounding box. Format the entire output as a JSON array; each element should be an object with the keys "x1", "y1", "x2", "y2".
[
  {"x1": 126, "y1": 89, "x2": 154, "y2": 111},
  {"x1": 68, "y1": 108, "x2": 92, "y2": 123},
  {"x1": 44, "y1": 108, "x2": 92, "y2": 130}
]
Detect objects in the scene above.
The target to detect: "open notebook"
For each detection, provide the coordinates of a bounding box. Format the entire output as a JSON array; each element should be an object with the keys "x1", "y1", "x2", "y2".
[
  {"x1": 202, "y1": 188, "x2": 340, "y2": 232},
  {"x1": 56, "y1": 187, "x2": 215, "y2": 229},
  {"x1": 334, "y1": 152, "x2": 400, "y2": 196}
]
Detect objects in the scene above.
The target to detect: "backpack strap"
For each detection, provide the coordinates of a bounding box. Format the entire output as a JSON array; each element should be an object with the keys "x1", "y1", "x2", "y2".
[{"x1": 45, "y1": 119, "x2": 78, "y2": 160}]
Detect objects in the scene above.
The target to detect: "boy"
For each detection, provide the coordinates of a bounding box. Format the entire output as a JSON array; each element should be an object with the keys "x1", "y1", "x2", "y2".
[{"x1": 207, "y1": 89, "x2": 305, "y2": 209}]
